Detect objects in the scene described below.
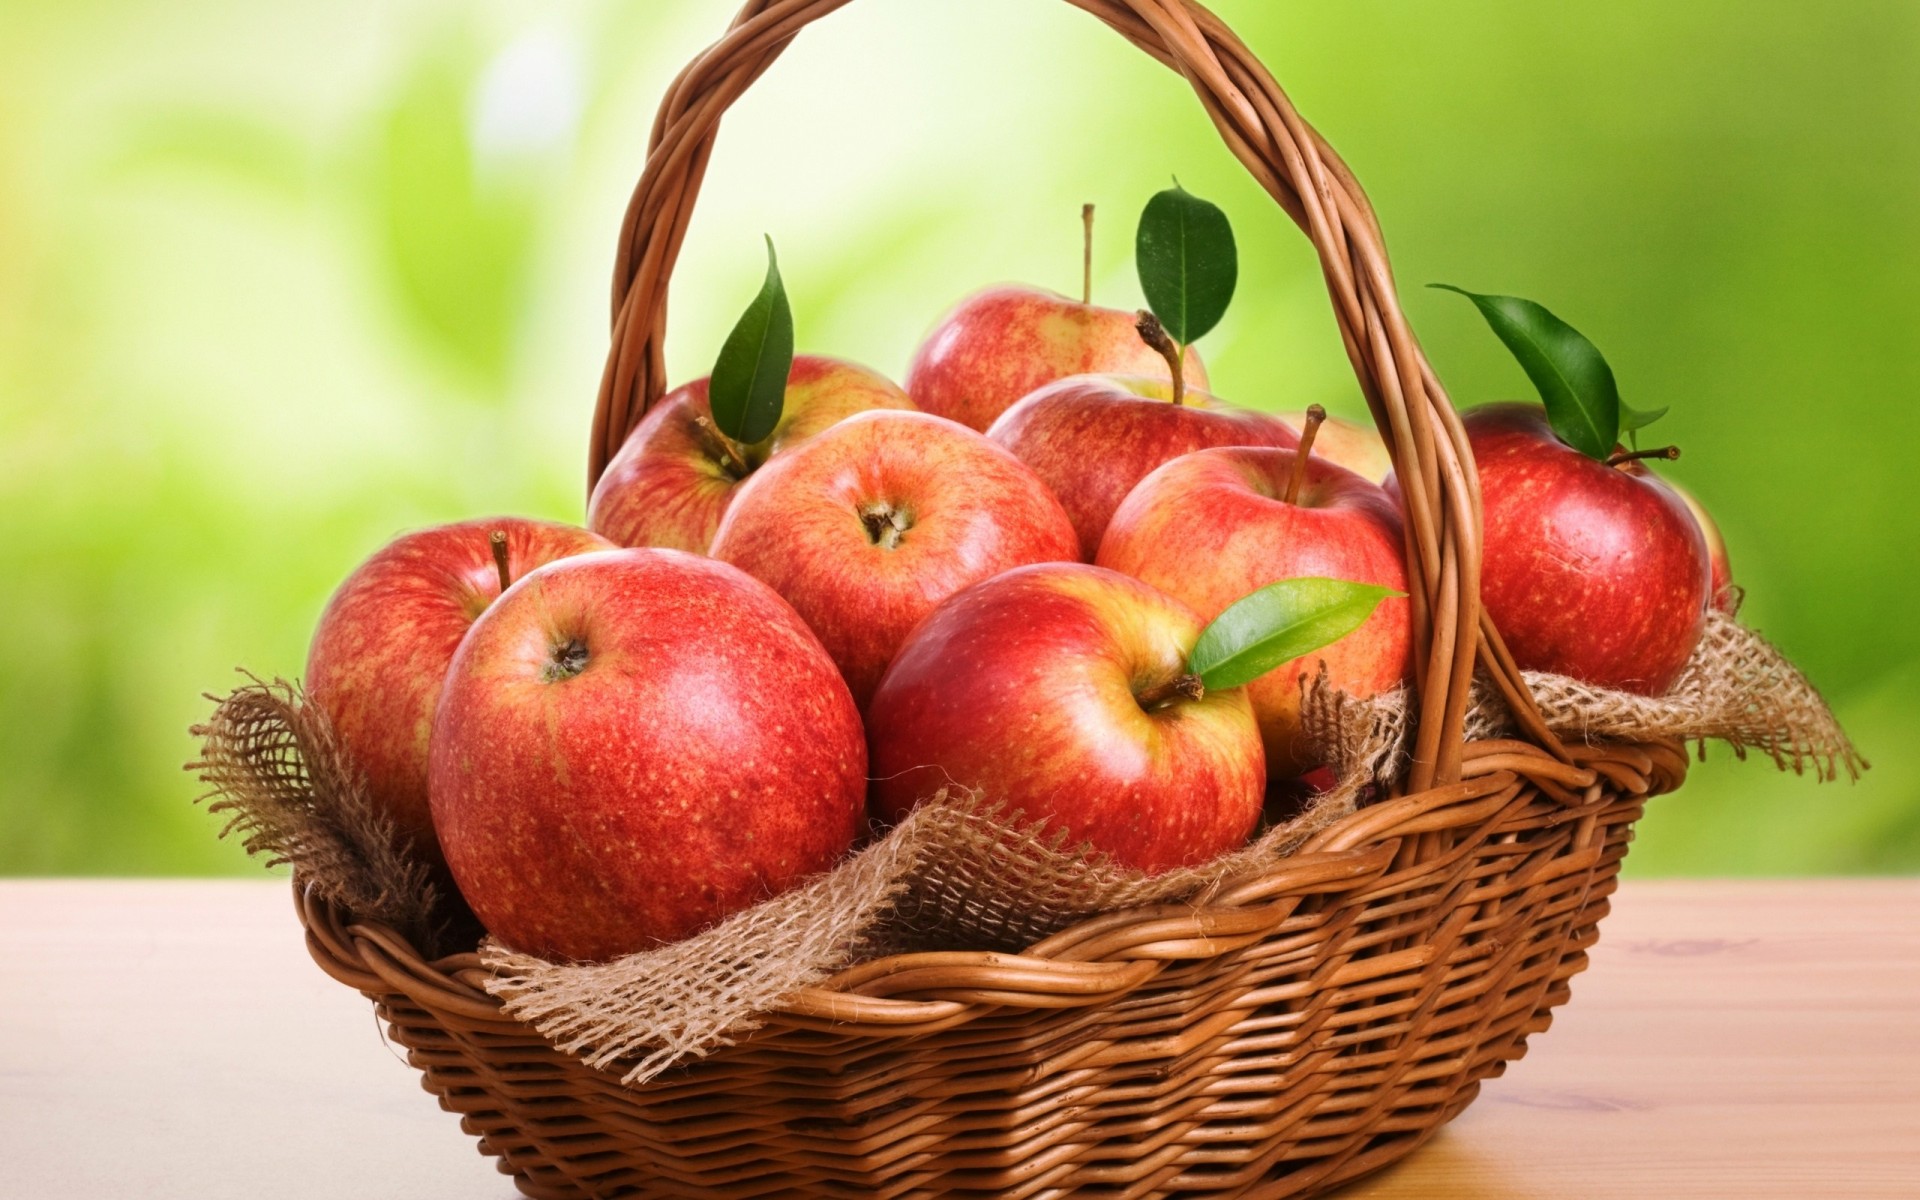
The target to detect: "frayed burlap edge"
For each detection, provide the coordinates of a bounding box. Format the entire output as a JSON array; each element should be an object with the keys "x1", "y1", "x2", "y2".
[
  {"x1": 1303, "y1": 606, "x2": 1867, "y2": 796},
  {"x1": 187, "y1": 674, "x2": 450, "y2": 954},
  {"x1": 190, "y1": 607, "x2": 1860, "y2": 1085}
]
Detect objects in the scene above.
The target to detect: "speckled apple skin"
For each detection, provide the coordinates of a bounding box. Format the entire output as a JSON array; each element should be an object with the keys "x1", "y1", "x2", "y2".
[
  {"x1": 428, "y1": 549, "x2": 866, "y2": 963},
  {"x1": 987, "y1": 374, "x2": 1299, "y2": 560},
  {"x1": 1464, "y1": 402, "x2": 1711, "y2": 694},
  {"x1": 710, "y1": 410, "x2": 1080, "y2": 709},
  {"x1": 1098, "y1": 447, "x2": 1412, "y2": 777},
  {"x1": 587, "y1": 355, "x2": 914, "y2": 553},
  {"x1": 905, "y1": 286, "x2": 1209, "y2": 432},
  {"x1": 305, "y1": 518, "x2": 615, "y2": 868},
  {"x1": 867, "y1": 563, "x2": 1264, "y2": 874}
]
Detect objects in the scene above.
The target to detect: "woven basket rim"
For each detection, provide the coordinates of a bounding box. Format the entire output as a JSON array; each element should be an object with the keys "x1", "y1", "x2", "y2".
[{"x1": 299, "y1": 735, "x2": 1681, "y2": 1038}]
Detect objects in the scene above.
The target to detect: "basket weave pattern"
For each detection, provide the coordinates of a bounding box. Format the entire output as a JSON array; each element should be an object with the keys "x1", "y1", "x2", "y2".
[{"x1": 294, "y1": 1, "x2": 1686, "y2": 1195}]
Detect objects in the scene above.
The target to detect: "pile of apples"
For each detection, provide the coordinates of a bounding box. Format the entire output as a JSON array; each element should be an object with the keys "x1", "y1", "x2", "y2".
[{"x1": 304, "y1": 190, "x2": 1731, "y2": 964}]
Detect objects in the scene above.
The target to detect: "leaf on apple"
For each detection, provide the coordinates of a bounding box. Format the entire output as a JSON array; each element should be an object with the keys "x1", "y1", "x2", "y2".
[
  {"x1": 1136, "y1": 181, "x2": 1237, "y2": 345},
  {"x1": 1618, "y1": 398, "x2": 1669, "y2": 449},
  {"x1": 709, "y1": 236, "x2": 794, "y2": 446},
  {"x1": 1187, "y1": 577, "x2": 1401, "y2": 693},
  {"x1": 1431, "y1": 284, "x2": 1643, "y2": 461}
]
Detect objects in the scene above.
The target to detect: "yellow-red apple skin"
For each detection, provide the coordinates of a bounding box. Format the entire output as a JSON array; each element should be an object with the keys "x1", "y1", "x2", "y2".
[
  {"x1": 305, "y1": 518, "x2": 615, "y2": 868},
  {"x1": 429, "y1": 549, "x2": 866, "y2": 962},
  {"x1": 906, "y1": 286, "x2": 1209, "y2": 432},
  {"x1": 1098, "y1": 447, "x2": 1412, "y2": 776},
  {"x1": 868, "y1": 563, "x2": 1264, "y2": 874},
  {"x1": 988, "y1": 374, "x2": 1297, "y2": 560},
  {"x1": 710, "y1": 410, "x2": 1079, "y2": 709},
  {"x1": 1669, "y1": 480, "x2": 1735, "y2": 612},
  {"x1": 587, "y1": 355, "x2": 913, "y2": 553}
]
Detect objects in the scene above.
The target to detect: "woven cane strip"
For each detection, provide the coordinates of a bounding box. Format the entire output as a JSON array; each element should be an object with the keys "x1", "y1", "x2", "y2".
[{"x1": 300, "y1": 781, "x2": 1653, "y2": 1196}]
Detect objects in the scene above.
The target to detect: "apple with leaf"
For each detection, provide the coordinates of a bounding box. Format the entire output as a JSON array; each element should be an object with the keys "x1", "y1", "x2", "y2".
[
  {"x1": 1098, "y1": 407, "x2": 1413, "y2": 776},
  {"x1": 588, "y1": 240, "x2": 914, "y2": 553},
  {"x1": 695, "y1": 241, "x2": 1080, "y2": 709},
  {"x1": 1429, "y1": 285, "x2": 1711, "y2": 694},
  {"x1": 988, "y1": 184, "x2": 1297, "y2": 558},
  {"x1": 905, "y1": 204, "x2": 1210, "y2": 432},
  {"x1": 868, "y1": 563, "x2": 1397, "y2": 872}
]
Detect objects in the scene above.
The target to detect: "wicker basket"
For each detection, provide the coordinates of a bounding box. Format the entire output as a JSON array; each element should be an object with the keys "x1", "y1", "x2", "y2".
[{"x1": 296, "y1": 1, "x2": 1692, "y2": 1195}]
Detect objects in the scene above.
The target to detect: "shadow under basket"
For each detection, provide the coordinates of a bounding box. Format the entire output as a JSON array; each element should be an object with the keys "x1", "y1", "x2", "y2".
[{"x1": 291, "y1": 0, "x2": 1699, "y2": 1195}]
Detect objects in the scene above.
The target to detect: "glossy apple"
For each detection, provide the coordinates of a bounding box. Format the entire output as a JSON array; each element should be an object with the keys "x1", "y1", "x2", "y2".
[
  {"x1": 305, "y1": 518, "x2": 614, "y2": 868},
  {"x1": 1464, "y1": 402, "x2": 1710, "y2": 694},
  {"x1": 1098, "y1": 445, "x2": 1412, "y2": 776},
  {"x1": 710, "y1": 410, "x2": 1078, "y2": 709},
  {"x1": 1277, "y1": 409, "x2": 1393, "y2": 483},
  {"x1": 905, "y1": 286, "x2": 1210, "y2": 432},
  {"x1": 867, "y1": 563, "x2": 1263, "y2": 873},
  {"x1": 1669, "y1": 479, "x2": 1735, "y2": 612},
  {"x1": 429, "y1": 549, "x2": 866, "y2": 962},
  {"x1": 987, "y1": 373, "x2": 1297, "y2": 559},
  {"x1": 587, "y1": 355, "x2": 913, "y2": 553}
]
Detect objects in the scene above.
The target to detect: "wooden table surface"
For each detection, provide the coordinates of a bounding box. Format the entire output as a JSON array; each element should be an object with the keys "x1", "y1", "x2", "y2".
[{"x1": 2, "y1": 879, "x2": 1915, "y2": 1199}]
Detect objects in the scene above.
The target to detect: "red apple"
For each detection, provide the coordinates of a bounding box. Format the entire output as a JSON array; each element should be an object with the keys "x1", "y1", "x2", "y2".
[
  {"x1": 905, "y1": 286, "x2": 1210, "y2": 432},
  {"x1": 587, "y1": 355, "x2": 914, "y2": 553},
  {"x1": 1463, "y1": 402, "x2": 1710, "y2": 694},
  {"x1": 987, "y1": 373, "x2": 1298, "y2": 559},
  {"x1": 1668, "y1": 479, "x2": 1735, "y2": 612},
  {"x1": 429, "y1": 549, "x2": 866, "y2": 962},
  {"x1": 1098, "y1": 445, "x2": 1412, "y2": 776},
  {"x1": 867, "y1": 563, "x2": 1263, "y2": 873},
  {"x1": 1277, "y1": 409, "x2": 1393, "y2": 483},
  {"x1": 305, "y1": 518, "x2": 614, "y2": 868},
  {"x1": 710, "y1": 409, "x2": 1078, "y2": 709}
]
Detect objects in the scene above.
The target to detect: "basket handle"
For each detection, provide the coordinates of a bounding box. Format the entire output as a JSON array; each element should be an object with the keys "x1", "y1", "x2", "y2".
[{"x1": 588, "y1": 0, "x2": 1561, "y2": 790}]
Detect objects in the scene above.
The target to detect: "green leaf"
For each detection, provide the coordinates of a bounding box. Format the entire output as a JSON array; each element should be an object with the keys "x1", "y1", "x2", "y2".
[
  {"x1": 1187, "y1": 577, "x2": 1401, "y2": 693},
  {"x1": 709, "y1": 236, "x2": 794, "y2": 445},
  {"x1": 1619, "y1": 399, "x2": 1668, "y2": 436},
  {"x1": 1432, "y1": 284, "x2": 1621, "y2": 460},
  {"x1": 1136, "y1": 181, "x2": 1237, "y2": 344}
]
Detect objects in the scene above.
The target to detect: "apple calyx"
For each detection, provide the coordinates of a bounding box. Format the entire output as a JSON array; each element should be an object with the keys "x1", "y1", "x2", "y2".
[
  {"x1": 1134, "y1": 310, "x2": 1186, "y2": 406},
  {"x1": 1135, "y1": 671, "x2": 1205, "y2": 711},
  {"x1": 858, "y1": 502, "x2": 912, "y2": 550},
  {"x1": 489, "y1": 530, "x2": 512, "y2": 593},
  {"x1": 692, "y1": 412, "x2": 753, "y2": 479},
  {"x1": 541, "y1": 637, "x2": 590, "y2": 684},
  {"x1": 1082, "y1": 202, "x2": 1095, "y2": 305},
  {"x1": 1282, "y1": 405, "x2": 1328, "y2": 505},
  {"x1": 1605, "y1": 444, "x2": 1680, "y2": 469}
]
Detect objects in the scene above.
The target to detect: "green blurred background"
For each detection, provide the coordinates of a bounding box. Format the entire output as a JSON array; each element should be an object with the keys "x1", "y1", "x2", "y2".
[{"x1": 2, "y1": 0, "x2": 1913, "y2": 875}]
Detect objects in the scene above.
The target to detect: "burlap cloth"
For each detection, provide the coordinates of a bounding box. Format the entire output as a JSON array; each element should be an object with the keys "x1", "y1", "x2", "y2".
[{"x1": 191, "y1": 606, "x2": 1860, "y2": 1084}]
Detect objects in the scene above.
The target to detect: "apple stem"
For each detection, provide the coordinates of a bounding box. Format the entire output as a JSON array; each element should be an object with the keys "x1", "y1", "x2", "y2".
[
  {"x1": 488, "y1": 530, "x2": 512, "y2": 593},
  {"x1": 1134, "y1": 310, "x2": 1186, "y2": 405},
  {"x1": 1082, "y1": 203, "x2": 1095, "y2": 305},
  {"x1": 692, "y1": 412, "x2": 751, "y2": 477},
  {"x1": 1136, "y1": 672, "x2": 1205, "y2": 710},
  {"x1": 1283, "y1": 404, "x2": 1327, "y2": 505},
  {"x1": 1605, "y1": 444, "x2": 1680, "y2": 467}
]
